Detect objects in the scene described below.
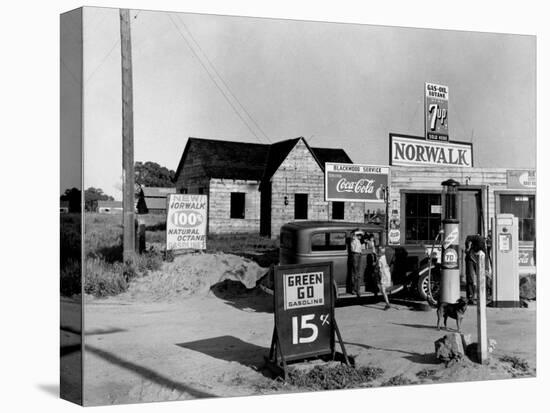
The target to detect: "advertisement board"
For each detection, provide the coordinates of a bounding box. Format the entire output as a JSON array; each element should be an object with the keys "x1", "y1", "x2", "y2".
[
  {"x1": 425, "y1": 82, "x2": 449, "y2": 141},
  {"x1": 325, "y1": 163, "x2": 389, "y2": 202},
  {"x1": 390, "y1": 134, "x2": 473, "y2": 168},
  {"x1": 507, "y1": 170, "x2": 536, "y2": 190},
  {"x1": 166, "y1": 194, "x2": 208, "y2": 250},
  {"x1": 273, "y1": 262, "x2": 334, "y2": 362}
]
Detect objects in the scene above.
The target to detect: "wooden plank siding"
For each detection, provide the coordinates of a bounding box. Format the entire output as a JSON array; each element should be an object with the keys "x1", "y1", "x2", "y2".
[
  {"x1": 390, "y1": 166, "x2": 510, "y2": 242},
  {"x1": 270, "y1": 139, "x2": 364, "y2": 238}
]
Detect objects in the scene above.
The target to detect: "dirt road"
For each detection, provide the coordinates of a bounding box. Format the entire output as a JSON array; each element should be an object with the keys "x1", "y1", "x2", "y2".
[{"x1": 80, "y1": 289, "x2": 536, "y2": 406}]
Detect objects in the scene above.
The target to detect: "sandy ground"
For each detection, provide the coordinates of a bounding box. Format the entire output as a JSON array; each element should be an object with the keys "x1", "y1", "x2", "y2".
[{"x1": 79, "y1": 288, "x2": 536, "y2": 406}]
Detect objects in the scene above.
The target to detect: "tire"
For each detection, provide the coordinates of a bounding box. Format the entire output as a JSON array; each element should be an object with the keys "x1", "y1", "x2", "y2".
[{"x1": 417, "y1": 265, "x2": 440, "y2": 304}]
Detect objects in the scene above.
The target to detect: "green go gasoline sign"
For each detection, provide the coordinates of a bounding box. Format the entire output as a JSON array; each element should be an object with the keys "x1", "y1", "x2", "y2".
[{"x1": 273, "y1": 262, "x2": 334, "y2": 361}]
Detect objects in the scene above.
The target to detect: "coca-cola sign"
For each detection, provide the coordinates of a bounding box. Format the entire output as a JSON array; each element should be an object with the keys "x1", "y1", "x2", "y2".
[{"x1": 325, "y1": 163, "x2": 389, "y2": 202}]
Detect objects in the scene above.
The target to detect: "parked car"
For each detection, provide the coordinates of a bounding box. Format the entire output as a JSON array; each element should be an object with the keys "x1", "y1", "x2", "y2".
[{"x1": 260, "y1": 221, "x2": 440, "y2": 301}]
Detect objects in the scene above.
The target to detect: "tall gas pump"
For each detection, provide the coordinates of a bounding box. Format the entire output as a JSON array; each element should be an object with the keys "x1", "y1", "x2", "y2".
[{"x1": 441, "y1": 179, "x2": 460, "y2": 303}]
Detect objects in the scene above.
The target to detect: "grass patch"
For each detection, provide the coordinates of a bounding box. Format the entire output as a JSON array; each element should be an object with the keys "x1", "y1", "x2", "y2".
[
  {"x1": 207, "y1": 234, "x2": 279, "y2": 254},
  {"x1": 382, "y1": 374, "x2": 414, "y2": 387},
  {"x1": 61, "y1": 214, "x2": 82, "y2": 296},
  {"x1": 283, "y1": 364, "x2": 383, "y2": 390},
  {"x1": 84, "y1": 258, "x2": 129, "y2": 297},
  {"x1": 416, "y1": 368, "x2": 438, "y2": 380},
  {"x1": 499, "y1": 355, "x2": 530, "y2": 373}
]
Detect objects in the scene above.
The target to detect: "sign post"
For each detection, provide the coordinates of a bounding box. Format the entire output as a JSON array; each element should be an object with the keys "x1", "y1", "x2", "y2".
[
  {"x1": 476, "y1": 251, "x2": 488, "y2": 364},
  {"x1": 266, "y1": 262, "x2": 349, "y2": 378},
  {"x1": 166, "y1": 194, "x2": 208, "y2": 251}
]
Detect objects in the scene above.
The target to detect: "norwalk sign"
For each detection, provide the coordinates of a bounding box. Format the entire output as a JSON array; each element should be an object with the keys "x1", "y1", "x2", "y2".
[{"x1": 390, "y1": 134, "x2": 473, "y2": 168}]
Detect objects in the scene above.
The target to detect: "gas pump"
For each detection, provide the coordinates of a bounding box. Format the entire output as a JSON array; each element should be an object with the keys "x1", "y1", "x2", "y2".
[
  {"x1": 493, "y1": 213, "x2": 520, "y2": 307},
  {"x1": 440, "y1": 179, "x2": 460, "y2": 303}
]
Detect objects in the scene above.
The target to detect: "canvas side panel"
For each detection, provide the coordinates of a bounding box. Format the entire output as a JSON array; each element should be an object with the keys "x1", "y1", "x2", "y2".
[{"x1": 60, "y1": 7, "x2": 83, "y2": 406}]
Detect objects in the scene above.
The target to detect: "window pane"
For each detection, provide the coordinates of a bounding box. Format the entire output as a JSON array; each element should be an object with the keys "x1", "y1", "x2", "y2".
[
  {"x1": 230, "y1": 192, "x2": 245, "y2": 219},
  {"x1": 406, "y1": 217, "x2": 418, "y2": 241},
  {"x1": 295, "y1": 194, "x2": 308, "y2": 219},
  {"x1": 332, "y1": 201, "x2": 345, "y2": 220},
  {"x1": 429, "y1": 218, "x2": 442, "y2": 240},
  {"x1": 311, "y1": 232, "x2": 347, "y2": 251},
  {"x1": 404, "y1": 193, "x2": 442, "y2": 243},
  {"x1": 417, "y1": 219, "x2": 429, "y2": 241},
  {"x1": 500, "y1": 195, "x2": 536, "y2": 241},
  {"x1": 417, "y1": 194, "x2": 430, "y2": 217},
  {"x1": 405, "y1": 193, "x2": 418, "y2": 216}
]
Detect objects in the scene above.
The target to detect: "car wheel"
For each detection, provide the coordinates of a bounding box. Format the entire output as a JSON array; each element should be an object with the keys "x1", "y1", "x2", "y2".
[{"x1": 417, "y1": 266, "x2": 440, "y2": 304}]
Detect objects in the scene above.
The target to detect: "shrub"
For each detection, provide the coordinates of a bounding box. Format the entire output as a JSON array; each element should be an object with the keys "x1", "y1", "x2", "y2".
[
  {"x1": 60, "y1": 259, "x2": 82, "y2": 297},
  {"x1": 84, "y1": 258, "x2": 128, "y2": 297},
  {"x1": 519, "y1": 274, "x2": 536, "y2": 300},
  {"x1": 382, "y1": 374, "x2": 413, "y2": 386},
  {"x1": 499, "y1": 355, "x2": 530, "y2": 373},
  {"x1": 134, "y1": 247, "x2": 163, "y2": 274},
  {"x1": 285, "y1": 364, "x2": 383, "y2": 390}
]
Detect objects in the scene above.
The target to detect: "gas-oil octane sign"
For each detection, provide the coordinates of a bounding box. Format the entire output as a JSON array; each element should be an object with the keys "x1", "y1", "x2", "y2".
[
  {"x1": 425, "y1": 82, "x2": 449, "y2": 141},
  {"x1": 274, "y1": 262, "x2": 334, "y2": 361},
  {"x1": 166, "y1": 194, "x2": 208, "y2": 250}
]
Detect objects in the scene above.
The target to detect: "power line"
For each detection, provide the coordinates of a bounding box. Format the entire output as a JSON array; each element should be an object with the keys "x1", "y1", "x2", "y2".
[
  {"x1": 61, "y1": 58, "x2": 81, "y2": 86},
  {"x1": 168, "y1": 13, "x2": 265, "y2": 145},
  {"x1": 85, "y1": 39, "x2": 120, "y2": 84},
  {"x1": 176, "y1": 15, "x2": 271, "y2": 143},
  {"x1": 84, "y1": 11, "x2": 142, "y2": 85}
]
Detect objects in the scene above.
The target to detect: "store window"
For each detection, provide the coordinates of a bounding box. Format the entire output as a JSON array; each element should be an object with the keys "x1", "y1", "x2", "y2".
[
  {"x1": 295, "y1": 193, "x2": 308, "y2": 219},
  {"x1": 500, "y1": 195, "x2": 535, "y2": 241},
  {"x1": 332, "y1": 202, "x2": 345, "y2": 220},
  {"x1": 404, "y1": 192, "x2": 442, "y2": 243},
  {"x1": 230, "y1": 192, "x2": 246, "y2": 219}
]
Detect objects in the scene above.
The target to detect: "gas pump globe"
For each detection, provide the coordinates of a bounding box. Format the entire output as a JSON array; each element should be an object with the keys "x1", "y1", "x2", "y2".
[{"x1": 440, "y1": 179, "x2": 460, "y2": 303}]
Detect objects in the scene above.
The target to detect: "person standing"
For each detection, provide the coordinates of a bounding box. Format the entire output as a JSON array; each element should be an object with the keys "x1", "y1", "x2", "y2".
[
  {"x1": 465, "y1": 234, "x2": 487, "y2": 304},
  {"x1": 350, "y1": 230, "x2": 364, "y2": 298},
  {"x1": 376, "y1": 245, "x2": 393, "y2": 310}
]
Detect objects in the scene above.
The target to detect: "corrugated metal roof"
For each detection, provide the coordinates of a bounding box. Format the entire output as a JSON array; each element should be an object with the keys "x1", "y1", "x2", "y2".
[
  {"x1": 144, "y1": 197, "x2": 168, "y2": 210},
  {"x1": 141, "y1": 187, "x2": 176, "y2": 197},
  {"x1": 97, "y1": 200, "x2": 122, "y2": 208}
]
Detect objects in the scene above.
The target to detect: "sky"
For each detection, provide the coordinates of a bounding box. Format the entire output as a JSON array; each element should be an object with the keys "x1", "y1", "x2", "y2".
[{"x1": 61, "y1": 7, "x2": 536, "y2": 200}]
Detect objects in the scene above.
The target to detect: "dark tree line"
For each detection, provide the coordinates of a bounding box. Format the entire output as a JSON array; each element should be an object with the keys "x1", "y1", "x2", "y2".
[
  {"x1": 135, "y1": 161, "x2": 175, "y2": 188},
  {"x1": 60, "y1": 187, "x2": 115, "y2": 212}
]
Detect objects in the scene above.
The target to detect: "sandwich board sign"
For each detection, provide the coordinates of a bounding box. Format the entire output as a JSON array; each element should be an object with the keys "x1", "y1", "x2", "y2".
[
  {"x1": 267, "y1": 262, "x2": 349, "y2": 377},
  {"x1": 166, "y1": 194, "x2": 208, "y2": 251}
]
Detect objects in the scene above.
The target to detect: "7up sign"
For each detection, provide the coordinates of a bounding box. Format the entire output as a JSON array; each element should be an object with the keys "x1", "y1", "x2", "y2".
[{"x1": 425, "y1": 82, "x2": 449, "y2": 141}]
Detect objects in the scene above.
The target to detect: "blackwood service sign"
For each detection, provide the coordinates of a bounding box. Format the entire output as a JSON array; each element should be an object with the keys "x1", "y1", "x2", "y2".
[
  {"x1": 166, "y1": 194, "x2": 208, "y2": 250},
  {"x1": 325, "y1": 162, "x2": 389, "y2": 203}
]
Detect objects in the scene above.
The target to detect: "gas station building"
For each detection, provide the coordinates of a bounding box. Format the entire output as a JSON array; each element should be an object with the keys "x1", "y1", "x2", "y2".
[{"x1": 387, "y1": 134, "x2": 536, "y2": 277}]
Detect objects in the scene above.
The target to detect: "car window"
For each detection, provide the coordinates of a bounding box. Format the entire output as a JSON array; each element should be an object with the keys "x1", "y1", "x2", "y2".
[{"x1": 311, "y1": 232, "x2": 347, "y2": 251}]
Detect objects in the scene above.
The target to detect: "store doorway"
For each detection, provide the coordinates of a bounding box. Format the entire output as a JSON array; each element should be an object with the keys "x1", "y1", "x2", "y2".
[{"x1": 458, "y1": 189, "x2": 482, "y2": 278}]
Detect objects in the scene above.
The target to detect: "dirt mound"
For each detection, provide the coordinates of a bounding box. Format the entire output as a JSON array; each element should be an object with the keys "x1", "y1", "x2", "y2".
[{"x1": 119, "y1": 253, "x2": 268, "y2": 302}]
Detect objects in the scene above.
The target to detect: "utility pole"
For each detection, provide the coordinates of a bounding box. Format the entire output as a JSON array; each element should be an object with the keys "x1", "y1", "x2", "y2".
[{"x1": 120, "y1": 9, "x2": 135, "y2": 260}]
